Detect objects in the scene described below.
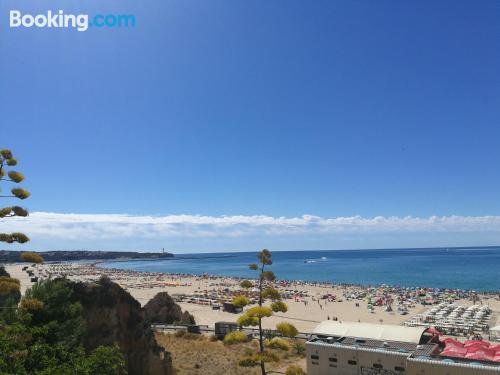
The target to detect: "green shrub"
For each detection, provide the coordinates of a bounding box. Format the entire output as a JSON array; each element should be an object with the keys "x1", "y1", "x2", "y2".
[
  {"x1": 263, "y1": 329, "x2": 278, "y2": 340},
  {"x1": 223, "y1": 331, "x2": 248, "y2": 345},
  {"x1": 238, "y1": 356, "x2": 259, "y2": 367},
  {"x1": 0, "y1": 278, "x2": 127, "y2": 375},
  {"x1": 0, "y1": 278, "x2": 20, "y2": 293},
  {"x1": 270, "y1": 301, "x2": 288, "y2": 313},
  {"x1": 85, "y1": 345, "x2": 126, "y2": 375},
  {"x1": 286, "y1": 365, "x2": 307, "y2": 375},
  {"x1": 260, "y1": 350, "x2": 280, "y2": 363},
  {"x1": 232, "y1": 295, "x2": 250, "y2": 307},
  {"x1": 0, "y1": 276, "x2": 20, "y2": 285},
  {"x1": 276, "y1": 322, "x2": 298, "y2": 337},
  {"x1": 238, "y1": 350, "x2": 280, "y2": 366},
  {"x1": 240, "y1": 280, "x2": 253, "y2": 288},
  {"x1": 268, "y1": 337, "x2": 291, "y2": 351},
  {"x1": 0, "y1": 277, "x2": 22, "y2": 308},
  {"x1": 174, "y1": 329, "x2": 186, "y2": 337},
  {"x1": 20, "y1": 298, "x2": 44, "y2": 312},
  {"x1": 293, "y1": 342, "x2": 306, "y2": 355}
]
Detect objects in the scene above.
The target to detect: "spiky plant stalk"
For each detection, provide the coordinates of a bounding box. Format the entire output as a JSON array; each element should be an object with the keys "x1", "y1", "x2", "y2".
[{"x1": 0, "y1": 149, "x2": 30, "y2": 245}]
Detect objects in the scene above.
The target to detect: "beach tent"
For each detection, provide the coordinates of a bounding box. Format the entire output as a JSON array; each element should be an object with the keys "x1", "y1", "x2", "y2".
[
  {"x1": 468, "y1": 346, "x2": 496, "y2": 355},
  {"x1": 442, "y1": 337, "x2": 463, "y2": 347},
  {"x1": 465, "y1": 348, "x2": 496, "y2": 361},
  {"x1": 464, "y1": 340, "x2": 489, "y2": 348},
  {"x1": 441, "y1": 346, "x2": 467, "y2": 358}
]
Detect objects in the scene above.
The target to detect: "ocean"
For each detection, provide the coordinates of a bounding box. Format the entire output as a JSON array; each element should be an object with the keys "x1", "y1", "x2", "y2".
[{"x1": 99, "y1": 247, "x2": 500, "y2": 292}]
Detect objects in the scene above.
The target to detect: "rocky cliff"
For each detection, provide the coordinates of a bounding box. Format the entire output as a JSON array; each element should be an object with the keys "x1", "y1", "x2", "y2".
[
  {"x1": 144, "y1": 292, "x2": 195, "y2": 325},
  {"x1": 71, "y1": 277, "x2": 173, "y2": 375}
]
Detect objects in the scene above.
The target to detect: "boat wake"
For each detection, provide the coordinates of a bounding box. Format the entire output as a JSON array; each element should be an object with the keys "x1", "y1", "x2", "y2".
[{"x1": 304, "y1": 256, "x2": 328, "y2": 264}]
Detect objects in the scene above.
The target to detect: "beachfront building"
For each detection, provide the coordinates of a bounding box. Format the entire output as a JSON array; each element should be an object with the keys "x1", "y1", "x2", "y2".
[{"x1": 306, "y1": 321, "x2": 500, "y2": 374}]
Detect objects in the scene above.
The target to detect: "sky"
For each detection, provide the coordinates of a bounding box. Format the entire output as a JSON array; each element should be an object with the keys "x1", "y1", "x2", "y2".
[{"x1": 1, "y1": 0, "x2": 499, "y2": 252}]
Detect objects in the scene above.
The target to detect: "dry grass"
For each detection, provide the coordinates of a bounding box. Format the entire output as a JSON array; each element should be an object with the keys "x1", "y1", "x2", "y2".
[{"x1": 155, "y1": 332, "x2": 307, "y2": 375}]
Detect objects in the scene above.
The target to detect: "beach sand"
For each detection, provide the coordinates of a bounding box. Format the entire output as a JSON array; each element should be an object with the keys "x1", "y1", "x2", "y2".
[{"x1": 5, "y1": 263, "x2": 500, "y2": 334}]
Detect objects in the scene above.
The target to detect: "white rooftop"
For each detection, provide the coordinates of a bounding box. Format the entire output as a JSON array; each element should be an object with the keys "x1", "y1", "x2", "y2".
[{"x1": 313, "y1": 321, "x2": 428, "y2": 344}]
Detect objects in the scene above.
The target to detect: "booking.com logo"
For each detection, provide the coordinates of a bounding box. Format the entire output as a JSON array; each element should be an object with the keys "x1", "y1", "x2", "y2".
[{"x1": 9, "y1": 10, "x2": 135, "y2": 31}]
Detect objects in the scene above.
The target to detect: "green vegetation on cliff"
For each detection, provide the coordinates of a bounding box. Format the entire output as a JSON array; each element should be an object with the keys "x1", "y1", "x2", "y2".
[{"x1": 0, "y1": 278, "x2": 126, "y2": 374}]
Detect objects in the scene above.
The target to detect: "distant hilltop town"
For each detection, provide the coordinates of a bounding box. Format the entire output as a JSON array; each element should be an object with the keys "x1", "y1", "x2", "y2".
[{"x1": 0, "y1": 250, "x2": 174, "y2": 263}]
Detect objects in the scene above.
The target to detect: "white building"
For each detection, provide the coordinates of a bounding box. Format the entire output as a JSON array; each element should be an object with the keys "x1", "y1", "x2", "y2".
[{"x1": 306, "y1": 321, "x2": 500, "y2": 375}]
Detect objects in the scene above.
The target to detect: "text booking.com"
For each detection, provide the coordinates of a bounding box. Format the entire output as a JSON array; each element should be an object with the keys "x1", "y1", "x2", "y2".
[{"x1": 10, "y1": 10, "x2": 135, "y2": 31}]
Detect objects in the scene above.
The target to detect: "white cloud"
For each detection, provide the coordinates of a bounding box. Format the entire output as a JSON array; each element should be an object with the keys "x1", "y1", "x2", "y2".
[{"x1": 2, "y1": 212, "x2": 500, "y2": 248}]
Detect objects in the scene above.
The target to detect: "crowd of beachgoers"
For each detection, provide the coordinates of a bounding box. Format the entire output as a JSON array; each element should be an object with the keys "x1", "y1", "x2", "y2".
[
  {"x1": 29, "y1": 262, "x2": 499, "y2": 307},
  {"x1": 32, "y1": 262, "x2": 495, "y2": 297},
  {"x1": 7, "y1": 262, "x2": 499, "y2": 335}
]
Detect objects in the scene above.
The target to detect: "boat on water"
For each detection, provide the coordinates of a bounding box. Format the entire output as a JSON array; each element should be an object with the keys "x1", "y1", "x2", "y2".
[{"x1": 304, "y1": 257, "x2": 327, "y2": 263}]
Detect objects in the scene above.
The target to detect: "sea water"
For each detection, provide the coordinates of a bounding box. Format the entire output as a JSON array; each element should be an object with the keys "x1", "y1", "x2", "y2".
[{"x1": 100, "y1": 247, "x2": 500, "y2": 291}]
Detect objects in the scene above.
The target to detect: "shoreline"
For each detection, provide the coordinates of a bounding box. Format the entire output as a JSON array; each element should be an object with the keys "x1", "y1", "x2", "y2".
[
  {"x1": 96, "y1": 261, "x2": 500, "y2": 295},
  {"x1": 6, "y1": 262, "x2": 500, "y2": 337}
]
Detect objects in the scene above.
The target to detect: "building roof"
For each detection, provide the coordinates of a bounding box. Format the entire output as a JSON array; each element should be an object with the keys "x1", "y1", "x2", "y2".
[
  {"x1": 308, "y1": 337, "x2": 438, "y2": 357},
  {"x1": 312, "y1": 321, "x2": 428, "y2": 344},
  {"x1": 340, "y1": 337, "x2": 418, "y2": 353}
]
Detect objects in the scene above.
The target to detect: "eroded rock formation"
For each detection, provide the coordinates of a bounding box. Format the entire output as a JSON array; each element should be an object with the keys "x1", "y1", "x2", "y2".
[
  {"x1": 144, "y1": 292, "x2": 195, "y2": 325},
  {"x1": 71, "y1": 277, "x2": 173, "y2": 375}
]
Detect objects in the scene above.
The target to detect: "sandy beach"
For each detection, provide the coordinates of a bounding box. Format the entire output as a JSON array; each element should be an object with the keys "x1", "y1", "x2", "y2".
[{"x1": 5, "y1": 262, "x2": 500, "y2": 335}]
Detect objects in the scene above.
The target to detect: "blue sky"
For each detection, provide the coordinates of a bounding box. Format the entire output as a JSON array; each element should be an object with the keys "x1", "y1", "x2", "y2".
[{"x1": 1, "y1": 1, "x2": 499, "y2": 252}]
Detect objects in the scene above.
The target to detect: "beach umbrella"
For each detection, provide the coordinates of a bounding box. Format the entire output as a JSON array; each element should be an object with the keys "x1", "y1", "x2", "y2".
[
  {"x1": 489, "y1": 344, "x2": 500, "y2": 352},
  {"x1": 441, "y1": 346, "x2": 467, "y2": 358}
]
